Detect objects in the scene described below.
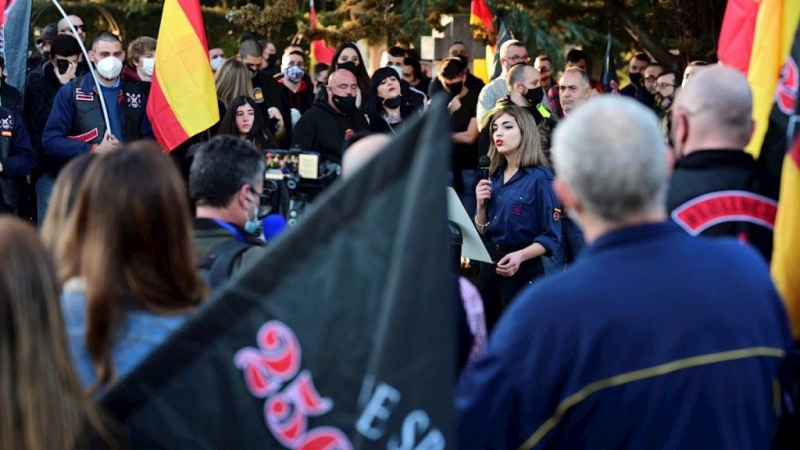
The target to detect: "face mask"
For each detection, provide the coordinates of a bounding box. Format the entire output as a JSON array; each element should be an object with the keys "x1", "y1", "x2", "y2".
[
  {"x1": 388, "y1": 65, "x2": 402, "y2": 77},
  {"x1": 95, "y1": 56, "x2": 123, "y2": 80},
  {"x1": 140, "y1": 57, "x2": 155, "y2": 77},
  {"x1": 244, "y1": 193, "x2": 260, "y2": 235},
  {"x1": 524, "y1": 86, "x2": 544, "y2": 105},
  {"x1": 629, "y1": 72, "x2": 642, "y2": 86},
  {"x1": 338, "y1": 61, "x2": 358, "y2": 74},
  {"x1": 56, "y1": 59, "x2": 70, "y2": 75},
  {"x1": 445, "y1": 81, "x2": 463, "y2": 98},
  {"x1": 655, "y1": 93, "x2": 673, "y2": 111},
  {"x1": 457, "y1": 55, "x2": 469, "y2": 70},
  {"x1": 382, "y1": 95, "x2": 403, "y2": 109},
  {"x1": 284, "y1": 65, "x2": 304, "y2": 83},
  {"x1": 331, "y1": 93, "x2": 357, "y2": 115},
  {"x1": 211, "y1": 56, "x2": 224, "y2": 71},
  {"x1": 267, "y1": 53, "x2": 278, "y2": 68}
]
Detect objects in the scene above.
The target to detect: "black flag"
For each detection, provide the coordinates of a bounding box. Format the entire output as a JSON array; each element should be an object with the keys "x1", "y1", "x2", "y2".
[
  {"x1": 102, "y1": 101, "x2": 455, "y2": 449},
  {"x1": 601, "y1": 28, "x2": 620, "y2": 94},
  {"x1": 491, "y1": 9, "x2": 514, "y2": 81}
]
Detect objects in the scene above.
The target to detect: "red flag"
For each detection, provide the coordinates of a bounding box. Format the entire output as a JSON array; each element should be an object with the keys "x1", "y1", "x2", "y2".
[
  {"x1": 310, "y1": 0, "x2": 334, "y2": 65},
  {"x1": 470, "y1": 0, "x2": 494, "y2": 37},
  {"x1": 718, "y1": 0, "x2": 761, "y2": 73}
]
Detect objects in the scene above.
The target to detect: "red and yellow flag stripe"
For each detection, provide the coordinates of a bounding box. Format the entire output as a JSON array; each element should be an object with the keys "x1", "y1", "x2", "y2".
[
  {"x1": 470, "y1": 0, "x2": 494, "y2": 37},
  {"x1": 147, "y1": 0, "x2": 219, "y2": 152},
  {"x1": 773, "y1": 136, "x2": 800, "y2": 337}
]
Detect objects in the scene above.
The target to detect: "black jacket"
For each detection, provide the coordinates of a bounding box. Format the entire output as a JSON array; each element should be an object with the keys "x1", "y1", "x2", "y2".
[
  {"x1": 252, "y1": 71, "x2": 292, "y2": 147},
  {"x1": 24, "y1": 62, "x2": 63, "y2": 154},
  {"x1": 428, "y1": 72, "x2": 485, "y2": 98},
  {"x1": 291, "y1": 98, "x2": 370, "y2": 161},
  {"x1": 666, "y1": 149, "x2": 779, "y2": 261},
  {"x1": 0, "y1": 81, "x2": 23, "y2": 116}
]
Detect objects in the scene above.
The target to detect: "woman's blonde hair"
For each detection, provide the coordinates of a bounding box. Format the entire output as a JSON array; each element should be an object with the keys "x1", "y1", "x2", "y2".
[
  {"x1": 40, "y1": 154, "x2": 94, "y2": 252},
  {"x1": 215, "y1": 59, "x2": 254, "y2": 108},
  {"x1": 0, "y1": 217, "x2": 118, "y2": 449},
  {"x1": 487, "y1": 105, "x2": 548, "y2": 173}
]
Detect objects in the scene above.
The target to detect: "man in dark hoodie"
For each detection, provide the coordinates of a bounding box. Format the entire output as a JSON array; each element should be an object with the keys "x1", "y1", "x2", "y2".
[{"x1": 291, "y1": 69, "x2": 369, "y2": 161}]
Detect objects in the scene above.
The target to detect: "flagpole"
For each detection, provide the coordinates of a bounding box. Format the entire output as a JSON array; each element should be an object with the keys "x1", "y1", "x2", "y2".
[{"x1": 49, "y1": 0, "x2": 112, "y2": 138}]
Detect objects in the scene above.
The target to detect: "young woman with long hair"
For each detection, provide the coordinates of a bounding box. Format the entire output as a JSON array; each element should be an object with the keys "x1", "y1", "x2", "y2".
[
  {"x1": 0, "y1": 217, "x2": 117, "y2": 449},
  {"x1": 217, "y1": 96, "x2": 278, "y2": 150},
  {"x1": 57, "y1": 142, "x2": 206, "y2": 393},
  {"x1": 214, "y1": 59, "x2": 254, "y2": 110},
  {"x1": 474, "y1": 105, "x2": 561, "y2": 331},
  {"x1": 365, "y1": 67, "x2": 423, "y2": 135},
  {"x1": 330, "y1": 42, "x2": 370, "y2": 103}
]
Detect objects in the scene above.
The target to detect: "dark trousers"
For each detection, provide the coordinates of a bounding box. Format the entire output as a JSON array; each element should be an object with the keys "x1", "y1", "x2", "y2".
[{"x1": 476, "y1": 242, "x2": 545, "y2": 333}]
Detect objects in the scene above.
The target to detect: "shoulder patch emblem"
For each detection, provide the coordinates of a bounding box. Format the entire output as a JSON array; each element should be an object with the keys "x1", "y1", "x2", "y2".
[
  {"x1": 553, "y1": 208, "x2": 561, "y2": 222},
  {"x1": 127, "y1": 92, "x2": 142, "y2": 109}
]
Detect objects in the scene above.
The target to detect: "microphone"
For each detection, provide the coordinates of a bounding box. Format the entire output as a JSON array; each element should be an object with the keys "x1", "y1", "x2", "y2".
[
  {"x1": 479, "y1": 155, "x2": 491, "y2": 207},
  {"x1": 479, "y1": 155, "x2": 490, "y2": 180},
  {"x1": 262, "y1": 214, "x2": 287, "y2": 241}
]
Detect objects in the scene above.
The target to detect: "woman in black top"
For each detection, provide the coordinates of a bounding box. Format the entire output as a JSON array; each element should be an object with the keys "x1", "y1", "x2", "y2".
[
  {"x1": 217, "y1": 96, "x2": 278, "y2": 150},
  {"x1": 365, "y1": 67, "x2": 423, "y2": 135},
  {"x1": 329, "y1": 43, "x2": 371, "y2": 105}
]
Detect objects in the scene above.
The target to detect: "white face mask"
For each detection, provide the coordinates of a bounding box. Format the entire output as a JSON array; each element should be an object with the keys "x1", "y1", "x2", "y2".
[
  {"x1": 389, "y1": 64, "x2": 403, "y2": 78},
  {"x1": 140, "y1": 57, "x2": 155, "y2": 77},
  {"x1": 210, "y1": 56, "x2": 224, "y2": 71},
  {"x1": 95, "y1": 56, "x2": 123, "y2": 80}
]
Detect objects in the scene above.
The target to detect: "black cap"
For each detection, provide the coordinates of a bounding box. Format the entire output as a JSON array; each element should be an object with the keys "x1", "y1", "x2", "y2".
[{"x1": 36, "y1": 23, "x2": 58, "y2": 45}]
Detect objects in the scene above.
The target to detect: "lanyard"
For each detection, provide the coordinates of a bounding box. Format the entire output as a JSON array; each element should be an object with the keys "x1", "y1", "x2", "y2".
[{"x1": 211, "y1": 219, "x2": 246, "y2": 243}]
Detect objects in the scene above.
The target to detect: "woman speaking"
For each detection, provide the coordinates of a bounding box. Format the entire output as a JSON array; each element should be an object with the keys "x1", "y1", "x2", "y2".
[{"x1": 474, "y1": 105, "x2": 561, "y2": 330}]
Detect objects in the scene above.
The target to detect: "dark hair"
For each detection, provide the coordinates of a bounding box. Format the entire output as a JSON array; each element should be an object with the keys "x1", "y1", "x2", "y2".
[
  {"x1": 566, "y1": 48, "x2": 587, "y2": 64},
  {"x1": 507, "y1": 63, "x2": 533, "y2": 90},
  {"x1": 57, "y1": 143, "x2": 205, "y2": 392},
  {"x1": 658, "y1": 70, "x2": 679, "y2": 83},
  {"x1": 366, "y1": 67, "x2": 414, "y2": 120},
  {"x1": 314, "y1": 63, "x2": 329, "y2": 77},
  {"x1": 633, "y1": 52, "x2": 651, "y2": 64},
  {"x1": 687, "y1": 60, "x2": 709, "y2": 67},
  {"x1": 287, "y1": 50, "x2": 306, "y2": 62},
  {"x1": 41, "y1": 154, "x2": 94, "y2": 249},
  {"x1": 402, "y1": 56, "x2": 422, "y2": 82},
  {"x1": 190, "y1": 135, "x2": 265, "y2": 208},
  {"x1": 92, "y1": 32, "x2": 121, "y2": 52},
  {"x1": 388, "y1": 46, "x2": 406, "y2": 58},
  {"x1": 239, "y1": 32, "x2": 260, "y2": 45},
  {"x1": 535, "y1": 55, "x2": 550, "y2": 62},
  {"x1": 50, "y1": 34, "x2": 82, "y2": 58},
  {"x1": 331, "y1": 42, "x2": 370, "y2": 97},
  {"x1": 239, "y1": 39, "x2": 263, "y2": 59},
  {"x1": 217, "y1": 96, "x2": 277, "y2": 150},
  {"x1": 439, "y1": 57, "x2": 466, "y2": 80},
  {"x1": 451, "y1": 41, "x2": 467, "y2": 48}
]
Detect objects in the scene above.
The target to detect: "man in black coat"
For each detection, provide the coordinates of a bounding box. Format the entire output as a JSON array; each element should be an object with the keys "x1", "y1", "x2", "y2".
[
  {"x1": 291, "y1": 69, "x2": 369, "y2": 162},
  {"x1": 239, "y1": 39, "x2": 292, "y2": 147},
  {"x1": 667, "y1": 65, "x2": 779, "y2": 262}
]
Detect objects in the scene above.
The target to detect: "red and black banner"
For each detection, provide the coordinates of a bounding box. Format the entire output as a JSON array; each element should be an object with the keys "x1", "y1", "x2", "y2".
[{"x1": 102, "y1": 101, "x2": 455, "y2": 449}]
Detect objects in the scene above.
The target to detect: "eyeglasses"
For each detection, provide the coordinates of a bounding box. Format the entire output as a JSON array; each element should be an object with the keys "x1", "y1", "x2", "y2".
[
  {"x1": 61, "y1": 24, "x2": 86, "y2": 32},
  {"x1": 506, "y1": 55, "x2": 530, "y2": 63},
  {"x1": 644, "y1": 76, "x2": 657, "y2": 83},
  {"x1": 654, "y1": 82, "x2": 677, "y2": 89}
]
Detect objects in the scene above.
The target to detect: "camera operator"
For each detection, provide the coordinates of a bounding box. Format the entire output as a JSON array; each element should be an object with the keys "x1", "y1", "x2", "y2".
[{"x1": 190, "y1": 135, "x2": 266, "y2": 289}]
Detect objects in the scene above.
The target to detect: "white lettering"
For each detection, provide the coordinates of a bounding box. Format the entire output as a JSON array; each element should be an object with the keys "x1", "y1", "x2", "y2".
[{"x1": 355, "y1": 382, "x2": 401, "y2": 440}]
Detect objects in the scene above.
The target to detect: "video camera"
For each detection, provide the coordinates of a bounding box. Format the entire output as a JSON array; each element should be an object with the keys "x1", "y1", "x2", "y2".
[{"x1": 260, "y1": 149, "x2": 341, "y2": 227}]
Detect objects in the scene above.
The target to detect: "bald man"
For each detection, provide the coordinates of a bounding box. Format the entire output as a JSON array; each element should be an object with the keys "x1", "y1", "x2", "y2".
[
  {"x1": 341, "y1": 133, "x2": 392, "y2": 178},
  {"x1": 291, "y1": 69, "x2": 369, "y2": 161},
  {"x1": 58, "y1": 15, "x2": 86, "y2": 43},
  {"x1": 666, "y1": 65, "x2": 779, "y2": 261}
]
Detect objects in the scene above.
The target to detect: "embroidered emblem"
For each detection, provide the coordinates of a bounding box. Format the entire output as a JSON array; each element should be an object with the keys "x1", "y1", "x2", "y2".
[
  {"x1": 344, "y1": 128, "x2": 355, "y2": 141},
  {"x1": 553, "y1": 208, "x2": 561, "y2": 222},
  {"x1": 253, "y1": 87, "x2": 264, "y2": 102},
  {"x1": 76, "y1": 88, "x2": 94, "y2": 102},
  {"x1": 0, "y1": 115, "x2": 12, "y2": 130},
  {"x1": 67, "y1": 128, "x2": 99, "y2": 143},
  {"x1": 512, "y1": 204, "x2": 523, "y2": 216},
  {"x1": 127, "y1": 92, "x2": 142, "y2": 109}
]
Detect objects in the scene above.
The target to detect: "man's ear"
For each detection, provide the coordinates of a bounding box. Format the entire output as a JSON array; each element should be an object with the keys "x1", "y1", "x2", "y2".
[
  {"x1": 235, "y1": 54, "x2": 242, "y2": 62},
  {"x1": 553, "y1": 177, "x2": 579, "y2": 212}
]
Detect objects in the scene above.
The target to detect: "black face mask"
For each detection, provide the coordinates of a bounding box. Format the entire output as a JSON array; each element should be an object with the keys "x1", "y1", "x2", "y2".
[
  {"x1": 524, "y1": 86, "x2": 544, "y2": 105},
  {"x1": 332, "y1": 93, "x2": 358, "y2": 115},
  {"x1": 382, "y1": 96, "x2": 403, "y2": 109},
  {"x1": 457, "y1": 55, "x2": 469, "y2": 70},
  {"x1": 266, "y1": 53, "x2": 278, "y2": 68},
  {"x1": 337, "y1": 61, "x2": 358, "y2": 75},
  {"x1": 629, "y1": 72, "x2": 642, "y2": 86},
  {"x1": 56, "y1": 59, "x2": 70, "y2": 75},
  {"x1": 445, "y1": 81, "x2": 463, "y2": 98}
]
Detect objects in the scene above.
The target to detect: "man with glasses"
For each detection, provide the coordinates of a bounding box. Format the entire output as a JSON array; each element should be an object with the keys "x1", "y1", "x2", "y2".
[
  {"x1": 291, "y1": 69, "x2": 369, "y2": 161},
  {"x1": 654, "y1": 71, "x2": 680, "y2": 143},
  {"x1": 57, "y1": 15, "x2": 86, "y2": 43},
  {"x1": 190, "y1": 135, "x2": 266, "y2": 290},
  {"x1": 476, "y1": 39, "x2": 529, "y2": 128},
  {"x1": 640, "y1": 63, "x2": 664, "y2": 108}
]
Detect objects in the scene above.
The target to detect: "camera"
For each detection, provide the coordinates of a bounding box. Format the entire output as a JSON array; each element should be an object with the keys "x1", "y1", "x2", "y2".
[{"x1": 260, "y1": 149, "x2": 341, "y2": 227}]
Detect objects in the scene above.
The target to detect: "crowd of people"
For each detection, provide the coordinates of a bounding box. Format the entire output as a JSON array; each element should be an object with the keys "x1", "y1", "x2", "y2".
[{"x1": 1, "y1": 13, "x2": 796, "y2": 449}]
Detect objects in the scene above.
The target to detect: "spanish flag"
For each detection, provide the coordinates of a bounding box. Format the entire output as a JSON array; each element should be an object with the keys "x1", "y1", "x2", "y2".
[
  {"x1": 773, "y1": 134, "x2": 800, "y2": 338},
  {"x1": 717, "y1": 0, "x2": 760, "y2": 74},
  {"x1": 147, "y1": 0, "x2": 219, "y2": 152},
  {"x1": 743, "y1": 0, "x2": 800, "y2": 157},
  {"x1": 470, "y1": 0, "x2": 494, "y2": 38}
]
